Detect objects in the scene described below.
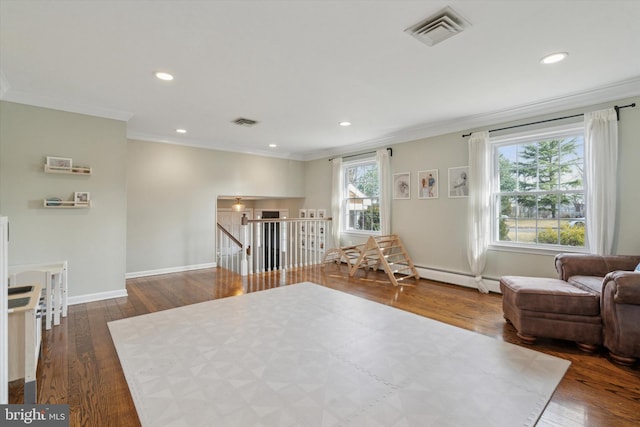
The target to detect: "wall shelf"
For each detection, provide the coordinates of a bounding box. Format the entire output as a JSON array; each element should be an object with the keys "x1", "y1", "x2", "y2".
[
  {"x1": 43, "y1": 200, "x2": 91, "y2": 209},
  {"x1": 44, "y1": 165, "x2": 92, "y2": 175}
]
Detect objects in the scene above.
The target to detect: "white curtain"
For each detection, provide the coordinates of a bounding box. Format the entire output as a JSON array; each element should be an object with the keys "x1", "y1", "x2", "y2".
[
  {"x1": 331, "y1": 157, "x2": 343, "y2": 248},
  {"x1": 584, "y1": 108, "x2": 618, "y2": 255},
  {"x1": 376, "y1": 148, "x2": 391, "y2": 235},
  {"x1": 467, "y1": 131, "x2": 491, "y2": 294}
]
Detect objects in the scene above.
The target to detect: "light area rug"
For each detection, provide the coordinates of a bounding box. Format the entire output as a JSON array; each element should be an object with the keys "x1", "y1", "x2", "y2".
[{"x1": 108, "y1": 282, "x2": 570, "y2": 427}]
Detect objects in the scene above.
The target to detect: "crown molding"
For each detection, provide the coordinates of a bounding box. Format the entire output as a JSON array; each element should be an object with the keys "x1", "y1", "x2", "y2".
[
  {"x1": 126, "y1": 130, "x2": 307, "y2": 161},
  {"x1": 0, "y1": 87, "x2": 134, "y2": 122},
  {"x1": 302, "y1": 76, "x2": 640, "y2": 161}
]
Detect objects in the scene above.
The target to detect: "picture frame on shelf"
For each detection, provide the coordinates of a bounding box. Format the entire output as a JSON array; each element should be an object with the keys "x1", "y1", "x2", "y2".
[
  {"x1": 307, "y1": 209, "x2": 316, "y2": 219},
  {"x1": 393, "y1": 172, "x2": 411, "y2": 199},
  {"x1": 448, "y1": 166, "x2": 469, "y2": 198},
  {"x1": 46, "y1": 156, "x2": 72, "y2": 170},
  {"x1": 317, "y1": 209, "x2": 326, "y2": 219},
  {"x1": 299, "y1": 209, "x2": 306, "y2": 219},
  {"x1": 418, "y1": 169, "x2": 439, "y2": 199},
  {"x1": 74, "y1": 192, "x2": 90, "y2": 204}
]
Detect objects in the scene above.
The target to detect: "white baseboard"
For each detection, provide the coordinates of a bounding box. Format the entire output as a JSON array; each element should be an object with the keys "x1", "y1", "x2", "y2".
[
  {"x1": 125, "y1": 262, "x2": 217, "y2": 279},
  {"x1": 67, "y1": 263, "x2": 497, "y2": 306},
  {"x1": 415, "y1": 266, "x2": 501, "y2": 294},
  {"x1": 68, "y1": 289, "x2": 129, "y2": 306}
]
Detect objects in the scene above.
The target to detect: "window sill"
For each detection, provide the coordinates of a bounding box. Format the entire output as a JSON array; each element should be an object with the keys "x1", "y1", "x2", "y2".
[
  {"x1": 342, "y1": 230, "x2": 381, "y2": 237},
  {"x1": 489, "y1": 242, "x2": 589, "y2": 256}
]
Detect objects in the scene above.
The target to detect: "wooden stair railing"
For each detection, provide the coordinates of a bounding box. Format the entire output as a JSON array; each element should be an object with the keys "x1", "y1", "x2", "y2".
[{"x1": 217, "y1": 222, "x2": 243, "y2": 250}]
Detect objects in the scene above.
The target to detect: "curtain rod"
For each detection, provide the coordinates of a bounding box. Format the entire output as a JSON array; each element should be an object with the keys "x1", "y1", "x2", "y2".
[
  {"x1": 461, "y1": 102, "x2": 636, "y2": 138},
  {"x1": 328, "y1": 147, "x2": 392, "y2": 162}
]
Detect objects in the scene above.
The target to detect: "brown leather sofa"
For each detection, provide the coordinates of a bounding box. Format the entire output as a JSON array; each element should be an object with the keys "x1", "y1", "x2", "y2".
[{"x1": 500, "y1": 254, "x2": 640, "y2": 365}]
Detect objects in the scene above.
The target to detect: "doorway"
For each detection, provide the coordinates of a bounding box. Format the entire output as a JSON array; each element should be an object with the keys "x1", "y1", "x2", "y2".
[{"x1": 261, "y1": 211, "x2": 280, "y2": 271}]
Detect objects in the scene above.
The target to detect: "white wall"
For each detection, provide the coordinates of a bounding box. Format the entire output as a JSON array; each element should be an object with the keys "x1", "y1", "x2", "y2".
[
  {"x1": 1, "y1": 97, "x2": 638, "y2": 298},
  {"x1": 305, "y1": 96, "x2": 640, "y2": 283},
  {"x1": 0, "y1": 102, "x2": 127, "y2": 299},
  {"x1": 126, "y1": 139, "x2": 306, "y2": 274}
]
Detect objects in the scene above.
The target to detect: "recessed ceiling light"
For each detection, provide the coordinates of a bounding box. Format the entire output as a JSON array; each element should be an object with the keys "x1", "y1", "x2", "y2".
[
  {"x1": 176, "y1": 129, "x2": 187, "y2": 134},
  {"x1": 155, "y1": 71, "x2": 174, "y2": 81},
  {"x1": 540, "y1": 52, "x2": 568, "y2": 65},
  {"x1": 269, "y1": 144, "x2": 277, "y2": 148},
  {"x1": 339, "y1": 121, "x2": 352, "y2": 127}
]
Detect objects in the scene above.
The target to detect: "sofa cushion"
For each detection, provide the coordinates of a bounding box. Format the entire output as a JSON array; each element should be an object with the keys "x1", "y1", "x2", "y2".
[
  {"x1": 568, "y1": 275, "x2": 604, "y2": 295},
  {"x1": 501, "y1": 276, "x2": 600, "y2": 316}
]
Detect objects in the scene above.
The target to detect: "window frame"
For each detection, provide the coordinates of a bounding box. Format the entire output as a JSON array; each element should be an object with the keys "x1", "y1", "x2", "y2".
[
  {"x1": 489, "y1": 123, "x2": 588, "y2": 254},
  {"x1": 341, "y1": 157, "x2": 382, "y2": 236}
]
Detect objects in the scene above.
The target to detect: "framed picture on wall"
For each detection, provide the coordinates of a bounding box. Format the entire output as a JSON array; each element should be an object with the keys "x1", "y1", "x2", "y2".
[
  {"x1": 74, "y1": 191, "x2": 90, "y2": 204},
  {"x1": 46, "y1": 156, "x2": 72, "y2": 170},
  {"x1": 393, "y1": 172, "x2": 411, "y2": 199},
  {"x1": 448, "y1": 166, "x2": 469, "y2": 198},
  {"x1": 418, "y1": 169, "x2": 439, "y2": 199}
]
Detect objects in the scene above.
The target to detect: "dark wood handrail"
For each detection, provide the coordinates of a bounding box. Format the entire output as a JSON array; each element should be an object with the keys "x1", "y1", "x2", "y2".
[
  {"x1": 247, "y1": 217, "x2": 332, "y2": 223},
  {"x1": 216, "y1": 223, "x2": 243, "y2": 248}
]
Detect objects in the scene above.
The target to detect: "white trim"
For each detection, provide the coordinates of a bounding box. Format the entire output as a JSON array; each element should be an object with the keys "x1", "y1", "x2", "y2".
[
  {"x1": 301, "y1": 77, "x2": 640, "y2": 161},
  {"x1": 125, "y1": 262, "x2": 217, "y2": 279},
  {"x1": 415, "y1": 266, "x2": 502, "y2": 294},
  {"x1": 68, "y1": 289, "x2": 128, "y2": 306},
  {"x1": 127, "y1": 131, "x2": 305, "y2": 161},
  {"x1": 0, "y1": 89, "x2": 134, "y2": 122}
]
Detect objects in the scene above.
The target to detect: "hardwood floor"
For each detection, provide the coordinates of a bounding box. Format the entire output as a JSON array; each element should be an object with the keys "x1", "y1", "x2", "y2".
[{"x1": 9, "y1": 265, "x2": 640, "y2": 426}]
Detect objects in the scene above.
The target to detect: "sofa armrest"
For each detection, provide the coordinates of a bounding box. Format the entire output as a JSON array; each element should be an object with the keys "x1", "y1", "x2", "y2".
[
  {"x1": 555, "y1": 254, "x2": 640, "y2": 281},
  {"x1": 604, "y1": 271, "x2": 640, "y2": 304}
]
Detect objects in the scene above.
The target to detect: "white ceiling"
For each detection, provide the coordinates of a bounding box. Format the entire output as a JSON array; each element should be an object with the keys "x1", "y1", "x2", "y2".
[{"x1": 1, "y1": 0, "x2": 639, "y2": 160}]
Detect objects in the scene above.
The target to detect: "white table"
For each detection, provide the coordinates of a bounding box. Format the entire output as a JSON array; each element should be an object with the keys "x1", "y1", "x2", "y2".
[
  {"x1": 9, "y1": 261, "x2": 68, "y2": 330},
  {"x1": 8, "y1": 284, "x2": 42, "y2": 404}
]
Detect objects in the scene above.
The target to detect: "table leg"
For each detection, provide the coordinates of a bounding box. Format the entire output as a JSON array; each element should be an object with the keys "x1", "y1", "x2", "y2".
[
  {"x1": 62, "y1": 262, "x2": 68, "y2": 317},
  {"x1": 45, "y1": 272, "x2": 53, "y2": 330},
  {"x1": 24, "y1": 307, "x2": 37, "y2": 404},
  {"x1": 53, "y1": 272, "x2": 61, "y2": 326}
]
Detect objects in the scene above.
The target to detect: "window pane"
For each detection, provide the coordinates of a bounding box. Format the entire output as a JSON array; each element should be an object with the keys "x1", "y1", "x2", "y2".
[
  {"x1": 559, "y1": 136, "x2": 584, "y2": 190},
  {"x1": 513, "y1": 195, "x2": 537, "y2": 243},
  {"x1": 496, "y1": 195, "x2": 516, "y2": 242},
  {"x1": 497, "y1": 150, "x2": 518, "y2": 192}
]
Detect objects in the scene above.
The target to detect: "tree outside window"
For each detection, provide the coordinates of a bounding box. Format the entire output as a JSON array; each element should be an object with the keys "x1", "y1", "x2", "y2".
[
  {"x1": 493, "y1": 126, "x2": 585, "y2": 248},
  {"x1": 343, "y1": 160, "x2": 380, "y2": 233}
]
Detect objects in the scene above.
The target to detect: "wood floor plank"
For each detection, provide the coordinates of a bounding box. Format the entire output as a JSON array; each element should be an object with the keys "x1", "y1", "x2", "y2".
[{"x1": 8, "y1": 265, "x2": 640, "y2": 426}]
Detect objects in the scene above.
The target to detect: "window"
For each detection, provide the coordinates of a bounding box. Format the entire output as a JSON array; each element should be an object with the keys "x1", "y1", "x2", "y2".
[
  {"x1": 492, "y1": 124, "x2": 585, "y2": 249},
  {"x1": 343, "y1": 159, "x2": 380, "y2": 233}
]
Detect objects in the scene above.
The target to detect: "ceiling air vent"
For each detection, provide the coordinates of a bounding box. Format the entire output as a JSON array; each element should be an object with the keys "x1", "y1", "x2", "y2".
[
  {"x1": 404, "y1": 6, "x2": 471, "y2": 47},
  {"x1": 232, "y1": 117, "x2": 258, "y2": 127}
]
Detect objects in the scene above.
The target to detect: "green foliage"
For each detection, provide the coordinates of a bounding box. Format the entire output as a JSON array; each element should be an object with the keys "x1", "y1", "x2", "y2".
[
  {"x1": 358, "y1": 205, "x2": 380, "y2": 231},
  {"x1": 499, "y1": 138, "x2": 582, "y2": 218},
  {"x1": 537, "y1": 224, "x2": 585, "y2": 246},
  {"x1": 499, "y1": 219, "x2": 510, "y2": 240},
  {"x1": 499, "y1": 154, "x2": 517, "y2": 192},
  {"x1": 347, "y1": 163, "x2": 379, "y2": 196}
]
